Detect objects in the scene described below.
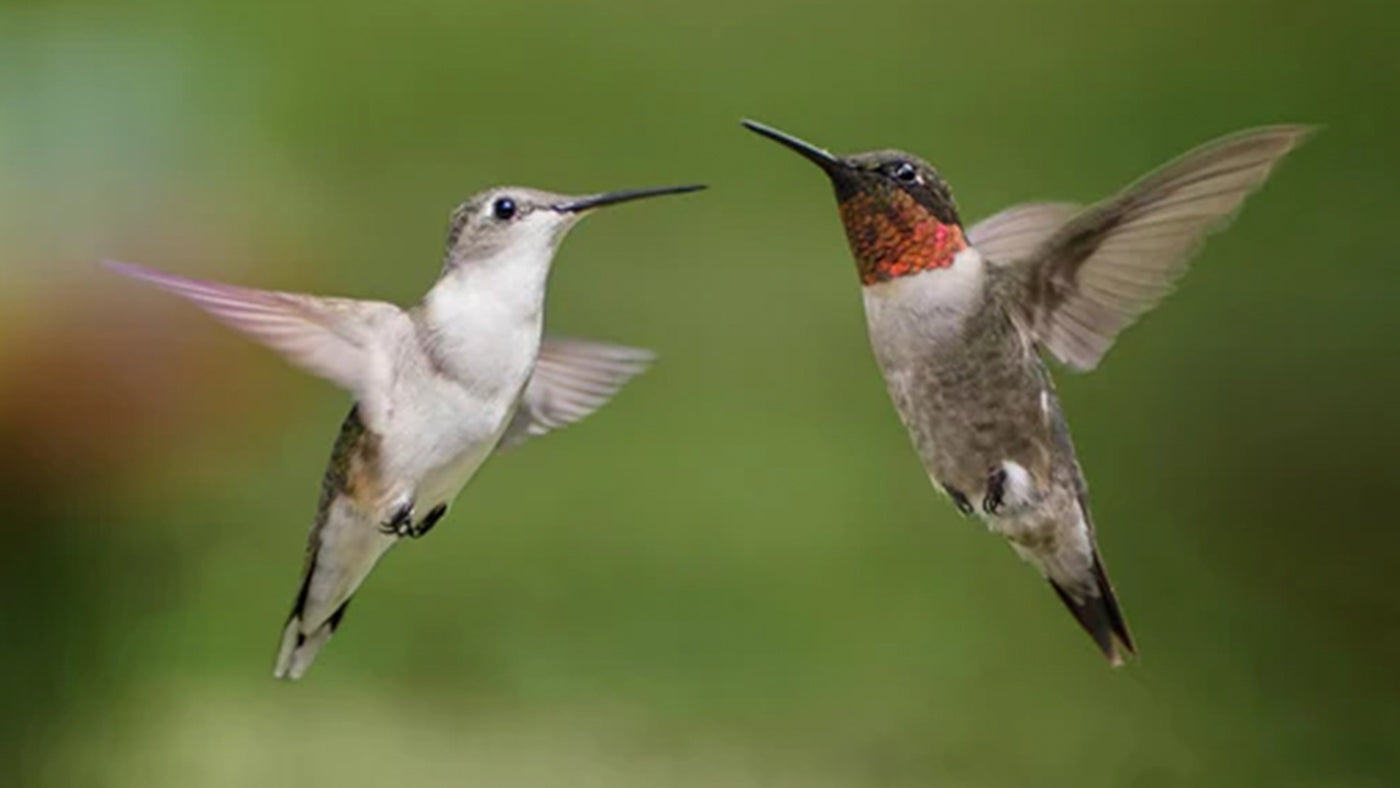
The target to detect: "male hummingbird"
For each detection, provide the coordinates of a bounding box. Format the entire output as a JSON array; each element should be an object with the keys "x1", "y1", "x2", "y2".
[
  {"x1": 107, "y1": 182, "x2": 703, "y2": 679},
  {"x1": 742, "y1": 119, "x2": 1308, "y2": 663}
]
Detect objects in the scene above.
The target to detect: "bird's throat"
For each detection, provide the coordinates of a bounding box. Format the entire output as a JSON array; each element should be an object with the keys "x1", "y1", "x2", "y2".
[{"x1": 838, "y1": 190, "x2": 967, "y2": 286}]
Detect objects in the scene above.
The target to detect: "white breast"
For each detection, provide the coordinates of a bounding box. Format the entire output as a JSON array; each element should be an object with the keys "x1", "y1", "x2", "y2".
[
  {"x1": 862, "y1": 246, "x2": 985, "y2": 362},
  {"x1": 421, "y1": 255, "x2": 548, "y2": 393},
  {"x1": 372, "y1": 254, "x2": 550, "y2": 508}
]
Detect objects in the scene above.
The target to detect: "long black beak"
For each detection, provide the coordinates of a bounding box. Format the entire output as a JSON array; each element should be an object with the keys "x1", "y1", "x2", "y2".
[
  {"x1": 740, "y1": 119, "x2": 846, "y2": 173},
  {"x1": 554, "y1": 184, "x2": 706, "y2": 213}
]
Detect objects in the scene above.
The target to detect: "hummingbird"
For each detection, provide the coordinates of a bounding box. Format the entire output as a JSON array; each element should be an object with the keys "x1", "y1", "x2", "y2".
[
  {"x1": 742, "y1": 119, "x2": 1309, "y2": 664},
  {"x1": 106, "y1": 182, "x2": 704, "y2": 679}
]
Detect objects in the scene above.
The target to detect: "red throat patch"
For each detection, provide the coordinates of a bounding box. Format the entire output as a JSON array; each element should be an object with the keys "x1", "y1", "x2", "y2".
[{"x1": 838, "y1": 190, "x2": 967, "y2": 285}]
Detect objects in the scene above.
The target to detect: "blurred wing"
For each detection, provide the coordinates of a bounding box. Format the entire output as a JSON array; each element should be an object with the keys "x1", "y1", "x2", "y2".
[
  {"x1": 105, "y1": 260, "x2": 408, "y2": 399},
  {"x1": 1011, "y1": 126, "x2": 1312, "y2": 371},
  {"x1": 967, "y1": 202, "x2": 1080, "y2": 265},
  {"x1": 497, "y1": 337, "x2": 655, "y2": 451}
]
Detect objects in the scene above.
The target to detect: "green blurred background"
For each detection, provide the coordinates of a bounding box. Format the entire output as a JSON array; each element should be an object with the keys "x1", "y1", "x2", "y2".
[{"x1": 3, "y1": 0, "x2": 1397, "y2": 785}]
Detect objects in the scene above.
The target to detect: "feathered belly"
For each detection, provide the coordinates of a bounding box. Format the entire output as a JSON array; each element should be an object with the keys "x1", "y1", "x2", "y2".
[
  {"x1": 380, "y1": 382, "x2": 520, "y2": 514},
  {"x1": 414, "y1": 420, "x2": 506, "y2": 510},
  {"x1": 866, "y1": 280, "x2": 1054, "y2": 498},
  {"x1": 880, "y1": 346, "x2": 1053, "y2": 500}
]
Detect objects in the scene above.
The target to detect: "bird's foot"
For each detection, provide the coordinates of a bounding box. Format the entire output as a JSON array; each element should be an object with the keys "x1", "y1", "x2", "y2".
[
  {"x1": 380, "y1": 502, "x2": 447, "y2": 539},
  {"x1": 410, "y1": 504, "x2": 448, "y2": 539},
  {"x1": 983, "y1": 467, "x2": 1008, "y2": 515},
  {"x1": 379, "y1": 501, "x2": 416, "y2": 538},
  {"x1": 943, "y1": 483, "x2": 975, "y2": 517}
]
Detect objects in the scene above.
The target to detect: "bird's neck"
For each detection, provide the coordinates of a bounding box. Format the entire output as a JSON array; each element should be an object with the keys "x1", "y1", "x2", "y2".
[
  {"x1": 861, "y1": 245, "x2": 989, "y2": 353},
  {"x1": 418, "y1": 254, "x2": 550, "y2": 387},
  {"x1": 838, "y1": 190, "x2": 968, "y2": 285}
]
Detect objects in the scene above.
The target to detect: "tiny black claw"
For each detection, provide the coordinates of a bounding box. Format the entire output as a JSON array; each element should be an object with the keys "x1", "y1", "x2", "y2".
[
  {"x1": 983, "y1": 467, "x2": 1007, "y2": 515},
  {"x1": 943, "y1": 483, "x2": 974, "y2": 516},
  {"x1": 379, "y1": 502, "x2": 415, "y2": 537},
  {"x1": 410, "y1": 504, "x2": 448, "y2": 539}
]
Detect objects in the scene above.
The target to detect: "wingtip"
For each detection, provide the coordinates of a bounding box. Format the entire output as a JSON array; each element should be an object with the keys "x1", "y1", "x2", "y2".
[
  {"x1": 1280, "y1": 122, "x2": 1322, "y2": 141},
  {"x1": 101, "y1": 258, "x2": 146, "y2": 279},
  {"x1": 1219, "y1": 123, "x2": 1319, "y2": 158},
  {"x1": 615, "y1": 345, "x2": 659, "y2": 366},
  {"x1": 100, "y1": 258, "x2": 192, "y2": 291},
  {"x1": 1265, "y1": 123, "x2": 1321, "y2": 154}
]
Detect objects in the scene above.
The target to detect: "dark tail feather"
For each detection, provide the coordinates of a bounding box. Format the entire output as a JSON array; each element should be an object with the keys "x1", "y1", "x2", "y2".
[
  {"x1": 273, "y1": 559, "x2": 354, "y2": 681},
  {"x1": 273, "y1": 597, "x2": 352, "y2": 680},
  {"x1": 1049, "y1": 554, "x2": 1135, "y2": 666}
]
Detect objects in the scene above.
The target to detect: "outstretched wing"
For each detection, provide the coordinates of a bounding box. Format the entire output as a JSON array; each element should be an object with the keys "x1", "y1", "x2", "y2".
[
  {"x1": 497, "y1": 336, "x2": 655, "y2": 451},
  {"x1": 105, "y1": 260, "x2": 410, "y2": 410},
  {"x1": 1003, "y1": 126, "x2": 1311, "y2": 371},
  {"x1": 968, "y1": 202, "x2": 1081, "y2": 265}
]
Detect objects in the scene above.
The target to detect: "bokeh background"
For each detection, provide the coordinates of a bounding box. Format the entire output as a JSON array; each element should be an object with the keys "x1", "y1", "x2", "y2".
[{"x1": 3, "y1": 0, "x2": 1398, "y2": 785}]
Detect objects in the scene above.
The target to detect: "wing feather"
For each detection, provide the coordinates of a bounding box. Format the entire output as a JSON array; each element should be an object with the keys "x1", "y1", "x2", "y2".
[
  {"x1": 497, "y1": 336, "x2": 654, "y2": 451},
  {"x1": 105, "y1": 260, "x2": 409, "y2": 409},
  {"x1": 1009, "y1": 126, "x2": 1312, "y2": 370},
  {"x1": 967, "y1": 202, "x2": 1081, "y2": 266}
]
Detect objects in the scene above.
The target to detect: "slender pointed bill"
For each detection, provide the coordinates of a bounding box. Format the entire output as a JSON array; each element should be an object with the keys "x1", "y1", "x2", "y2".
[
  {"x1": 740, "y1": 119, "x2": 845, "y2": 173},
  {"x1": 742, "y1": 118, "x2": 966, "y2": 285},
  {"x1": 553, "y1": 184, "x2": 705, "y2": 214}
]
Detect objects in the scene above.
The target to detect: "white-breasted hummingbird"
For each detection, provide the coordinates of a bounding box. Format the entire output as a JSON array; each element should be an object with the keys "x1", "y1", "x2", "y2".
[{"x1": 108, "y1": 182, "x2": 703, "y2": 679}]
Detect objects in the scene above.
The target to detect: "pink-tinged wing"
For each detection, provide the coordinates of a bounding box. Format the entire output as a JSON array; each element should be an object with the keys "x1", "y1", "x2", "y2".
[
  {"x1": 104, "y1": 260, "x2": 407, "y2": 398},
  {"x1": 1011, "y1": 126, "x2": 1312, "y2": 371},
  {"x1": 496, "y1": 337, "x2": 655, "y2": 451}
]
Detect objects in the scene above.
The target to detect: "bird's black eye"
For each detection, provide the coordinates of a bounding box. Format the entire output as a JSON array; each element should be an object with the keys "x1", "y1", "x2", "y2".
[
  {"x1": 893, "y1": 162, "x2": 919, "y2": 183},
  {"x1": 492, "y1": 197, "x2": 517, "y2": 221}
]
